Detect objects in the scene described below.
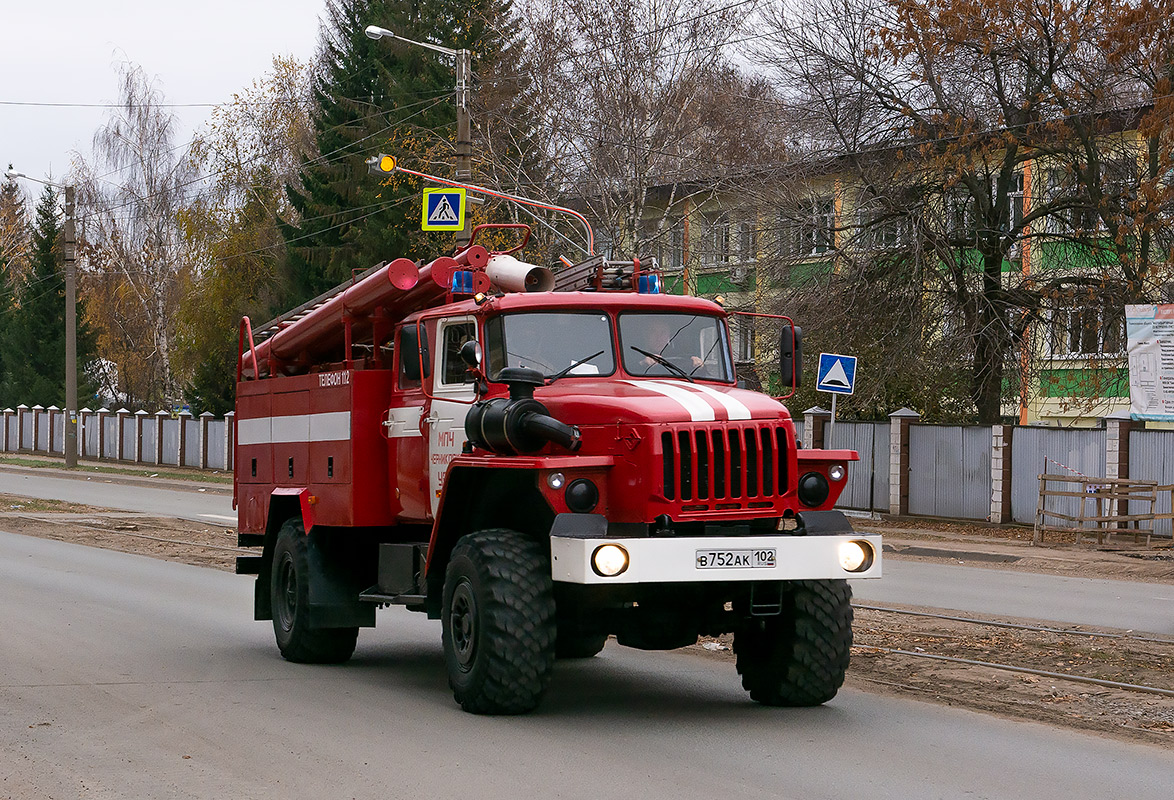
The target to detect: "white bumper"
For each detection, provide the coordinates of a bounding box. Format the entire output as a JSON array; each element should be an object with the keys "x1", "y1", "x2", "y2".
[{"x1": 549, "y1": 534, "x2": 882, "y2": 585}]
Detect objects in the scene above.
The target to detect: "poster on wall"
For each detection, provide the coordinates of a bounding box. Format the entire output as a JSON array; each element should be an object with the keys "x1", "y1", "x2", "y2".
[{"x1": 1126, "y1": 304, "x2": 1174, "y2": 421}]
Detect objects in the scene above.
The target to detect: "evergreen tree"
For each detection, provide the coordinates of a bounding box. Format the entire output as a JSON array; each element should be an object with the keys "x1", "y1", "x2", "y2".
[
  {"x1": 0, "y1": 184, "x2": 94, "y2": 406},
  {"x1": 0, "y1": 173, "x2": 29, "y2": 399},
  {"x1": 282, "y1": 0, "x2": 525, "y2": 303}
]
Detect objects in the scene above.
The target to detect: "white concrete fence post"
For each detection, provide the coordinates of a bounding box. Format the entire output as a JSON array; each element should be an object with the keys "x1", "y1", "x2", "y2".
[
  {"x1": 224, "y1": 411, "x2": 235, "y2": 472},
  {"x1": 154, "y1": 410, "x2": 167, "y2": 465},
  {"x1": 888, "y1": 407, "x2": 920, "y2": 516},
  {"x1": 31, "y1": 405, "x2": 43, "y2": 453},
  {"x1": 177, "y1": 410, "x2": 193, "y2": 467},
  {"x1": 134, "y1": 410, "x2": 148, "y2": 463},
  {"x1": 115, "y1": 408, "x2": 130, "y2": 461},
  {"x1": 47, "y1": 406, "x2": 59, "y2": 454},
  {"x1": 989, "y1": 424, "x2": 1014, "y2": 524},
  {"x1": 78, "y1": 408, "x2": 92, "y2": 459},
  {"x1": 16, "y1": 405, "x2": 28, "y2": 450},
  {"x1": 97, "y1": 408, "x2": 111, "y2": 460},
  {"x1": 199, "y1": 411, "x2": 215, "y2": 469},
  {"x1": 802, "y1": 406, "x2": 830, "y2": 450}
]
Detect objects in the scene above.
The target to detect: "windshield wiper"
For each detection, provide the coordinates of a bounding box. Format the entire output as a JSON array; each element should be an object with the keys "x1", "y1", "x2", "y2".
[
  {"x1": 546, "y1": 350, "x2": 605, "y2": 383},
  {"x1": 629, "y1": 346, "x2": 695, "y2": 383}
]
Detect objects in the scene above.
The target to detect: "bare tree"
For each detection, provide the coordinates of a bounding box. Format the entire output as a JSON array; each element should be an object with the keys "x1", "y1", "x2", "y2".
[
  {"x1": 74, "y1": 63, "x2": 201, "y2": 408},
  {"x1": 517, "y1": 0, "x2": 785, "y2": 264},
  {"x1": 752, "y1": 0, "x2": 1174, "y2": 422}
]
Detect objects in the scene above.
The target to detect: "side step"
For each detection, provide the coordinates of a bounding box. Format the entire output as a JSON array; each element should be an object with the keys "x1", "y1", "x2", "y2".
[
  {"x1": 359, "y1": 590, "x2": 427, "y2": 609},
  {"x1": 235, "y1": 555, "x2": 264, "y2": 575}
]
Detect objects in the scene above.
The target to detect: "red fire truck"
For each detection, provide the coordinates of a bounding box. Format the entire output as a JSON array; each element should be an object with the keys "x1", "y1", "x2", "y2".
[{"x1": 234, "y1": 226, "x2": 881, "y2": 714}]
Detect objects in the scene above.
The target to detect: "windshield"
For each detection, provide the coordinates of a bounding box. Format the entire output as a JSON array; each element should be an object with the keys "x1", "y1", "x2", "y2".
[
  {"x1": 486, "y1": 312, "x2": 616, "y2": 379},
  {"x1": 619, "y1": 313, "x2": 733, "y2": 382}
]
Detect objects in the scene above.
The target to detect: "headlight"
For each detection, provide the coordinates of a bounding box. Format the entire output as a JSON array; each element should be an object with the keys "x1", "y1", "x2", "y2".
[
  {"x1": 839, "y1": 540, "x2": 874, "y2": 573},
  {"x1": 547, "y1": 472, "x2": 566, "y2": 489},
  {"x1": 591, "y1": 544, "x2": 629, "y2": 577},
  {"x1": 828, "y1": 464, "x2": 846, "y2": 482}
]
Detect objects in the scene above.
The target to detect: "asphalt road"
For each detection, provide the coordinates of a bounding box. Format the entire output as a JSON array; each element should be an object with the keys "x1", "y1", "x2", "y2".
[{"x1": 1, "y1": 530, "x2": 1170, "y2": 799}]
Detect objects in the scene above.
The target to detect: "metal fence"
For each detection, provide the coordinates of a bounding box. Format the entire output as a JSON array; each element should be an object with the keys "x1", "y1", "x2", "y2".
[
  {"x1": 908, "y1": 425, "x2": 993, "y2": 520},
  {"x1": 1128, "y1": 430, "x2": 1174, "y2": 537},
  {"x1": 0, "y1": 407, "x2": 233, "y2": 471},
  {"x1": 1010, "y1": 427, "x2": 1106, "y2": 525},
  {"x1": 826, "y1": 421, "x2": 889, "y2": 511}
]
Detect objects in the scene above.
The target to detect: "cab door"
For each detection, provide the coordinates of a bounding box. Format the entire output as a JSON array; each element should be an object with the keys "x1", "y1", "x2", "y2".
[{"x1": 426, "y1": 317, "x2": 478, "y2": 516}]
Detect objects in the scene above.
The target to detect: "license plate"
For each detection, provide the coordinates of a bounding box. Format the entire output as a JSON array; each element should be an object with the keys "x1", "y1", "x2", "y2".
[{"x1": 695, "y1": 549, "x2": 776, "y2": 569}]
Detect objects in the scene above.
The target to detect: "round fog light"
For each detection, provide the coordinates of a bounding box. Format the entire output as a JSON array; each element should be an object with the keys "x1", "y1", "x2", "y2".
[
  {"x1": 592, "y1": 544, "x2": 629, "y2": 577},
  {"x1": 565, "y1": 478, "x2": 599, "y2": 512},
  {"x1": 839, "y1": 540, "x2": 874, "y2": 572},
  {"x1": 547, "y1": 472, "x2": 566, "y2": 489},
  {"x1": 828, "y1": 464, "x2": 846, "y2": 482},
  {"x1": 798, "y1": 472, "x2": 830, "y2": 507}
]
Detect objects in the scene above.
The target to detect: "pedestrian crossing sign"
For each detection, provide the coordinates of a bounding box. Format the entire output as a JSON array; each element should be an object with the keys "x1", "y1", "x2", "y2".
[{"x1": 422, "y1": 188, "x2": 466, "y2": 231}]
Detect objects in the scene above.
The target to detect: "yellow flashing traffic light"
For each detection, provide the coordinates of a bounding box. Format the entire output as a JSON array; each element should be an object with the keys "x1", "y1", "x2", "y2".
[{"x1": 366, "y1": 154, "x2": 397, "y2": 176}]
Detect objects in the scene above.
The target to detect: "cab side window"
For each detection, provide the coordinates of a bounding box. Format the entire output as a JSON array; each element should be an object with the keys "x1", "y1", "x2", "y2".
[{"x1": 440, "y1": 322, "x2": 477, "y2": 385}]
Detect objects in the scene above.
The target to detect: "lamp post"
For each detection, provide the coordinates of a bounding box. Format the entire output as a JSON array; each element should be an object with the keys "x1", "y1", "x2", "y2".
[
  {"x1": 365, "y1": 24, "x2": 474, "y2": 246},
  {"x1": 4, "y1": 170, "x2": 79, "y2": 467}
]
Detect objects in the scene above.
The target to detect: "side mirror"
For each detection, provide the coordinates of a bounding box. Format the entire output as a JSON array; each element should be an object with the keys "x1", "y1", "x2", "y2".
[
  {"x1": 779, "y1": 324, "x2": 802, "y2": 389},
  {"x1": 399, "y1": 324, "x2": 431, "y2": 381},
  {"x1": 460, "y1": 339, "x2": 483, "y2": 368}
]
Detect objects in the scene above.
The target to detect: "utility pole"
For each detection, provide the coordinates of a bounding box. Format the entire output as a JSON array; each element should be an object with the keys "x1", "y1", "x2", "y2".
[
  {"x1": 365, "y1": 27, "x2": 476, "y2": 247},
  {"x1": 63, "y1": 185, "x2": 78, "y2": 467},
  {"x1": 455, "y1": 48, "x2": 473, "y2": 247}
]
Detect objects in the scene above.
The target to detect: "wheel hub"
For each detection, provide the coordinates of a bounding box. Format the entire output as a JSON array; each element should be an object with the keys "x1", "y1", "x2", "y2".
[
  {"x1": 276, "y1": 554, "x2": 297, "y2": 632},
  {"x1": 449, "y1": 580, "x2": 477, "y2": 671}
]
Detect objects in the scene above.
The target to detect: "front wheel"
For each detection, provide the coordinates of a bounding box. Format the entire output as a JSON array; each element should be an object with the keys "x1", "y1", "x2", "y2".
[
  {"x1": 270, "y1": 519, "x2": 358, "y2": 664},
  {"x1": 442, "y1": 529, "x2": 556, "y2": 714},
  {"x1": 734, "y1": 580, "x2": 853, "y2": 706}
]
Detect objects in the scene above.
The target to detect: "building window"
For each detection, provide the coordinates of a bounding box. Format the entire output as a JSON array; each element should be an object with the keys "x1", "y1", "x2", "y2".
[
  {"x1": 944, "y1": 190, "x2": 976, "y2": 240},
  {"x1": 737, "y1": 219, "x2": 757, "y2": 264},
  {"x1": 1048, "y1": 306, "x2": 1124, "y2": 357},
  {"x1": 1008, "y1": 172, "x2": 1025, "y2": 232},
  {"x1": 703, "y1": 213, "x2": 731, "y2": 266},
  {"x1": 642, "y1": 218, "x2": 684, "y2": 271},
  {"x1": 856, "y1": 204, "x2": 906, "y2": 250},
  {"x1": 810, "y1": 197, "x2": 835, "y2": 255},
  {"x1": 734, "y1": 316, "x2": 754, "y2": 362}
]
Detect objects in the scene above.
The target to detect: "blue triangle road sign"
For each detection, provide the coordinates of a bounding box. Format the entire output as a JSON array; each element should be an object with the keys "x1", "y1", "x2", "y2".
[{"x1": 816, "y1": 353, "x2": 857, "y2": 395}]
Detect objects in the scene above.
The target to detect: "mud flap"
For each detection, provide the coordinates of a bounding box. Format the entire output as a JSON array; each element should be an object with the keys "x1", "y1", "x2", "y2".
[
  {"x1": 795, "y1": 510, "x2": 855, "y2": 536},
  {"x1": 305, "y1": 530, "x2": 376, "y2": 629}
]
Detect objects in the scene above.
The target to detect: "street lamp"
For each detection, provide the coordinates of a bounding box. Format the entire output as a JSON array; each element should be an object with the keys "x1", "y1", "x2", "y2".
[
  {"x1": 4, "y1": 169, "x2": 79, "y2": 468},
  {"x1": 365, "y1": 24, "x2": 474, "y2": 245}
]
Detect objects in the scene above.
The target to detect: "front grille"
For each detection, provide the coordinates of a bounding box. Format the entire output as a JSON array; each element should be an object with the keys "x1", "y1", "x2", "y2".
[{"x1": 660, "y1": 424, "x2": 791, "y2": 503}]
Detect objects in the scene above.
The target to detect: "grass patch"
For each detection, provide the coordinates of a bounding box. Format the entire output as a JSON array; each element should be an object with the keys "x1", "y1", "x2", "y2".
[
  {"x1": 0, "y1": 493, "x2": 98, "y2": 513},
  {"x1": 0, "y1": 455, "x2": 233, "y2": 485}
]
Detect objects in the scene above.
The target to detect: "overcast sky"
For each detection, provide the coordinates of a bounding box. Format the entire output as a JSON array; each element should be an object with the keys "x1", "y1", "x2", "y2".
[{"x1": 1, "y1": 0, "x2": 327, "y2": 189}]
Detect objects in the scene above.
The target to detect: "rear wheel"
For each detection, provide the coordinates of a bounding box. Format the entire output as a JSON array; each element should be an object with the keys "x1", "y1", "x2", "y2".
[
  {"x1": 270, "y1": 519, "x2": 358, "y2": 664},
  {"x1": 442, "y1": 529, "x2": 556, "y2": 714},
  {"x1": 734, "y1": 580, "x2": 853, "y2": 706}
]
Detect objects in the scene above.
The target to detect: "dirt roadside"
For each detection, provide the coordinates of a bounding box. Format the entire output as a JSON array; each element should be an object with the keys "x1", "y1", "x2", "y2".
[{"x1": 1, "y1": 481, "x2": 1171, "y2": 748}]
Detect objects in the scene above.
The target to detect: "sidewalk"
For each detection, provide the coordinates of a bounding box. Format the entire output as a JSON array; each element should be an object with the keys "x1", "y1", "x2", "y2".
[
  {"x1": 855, "y1": 515, "x2": 1174, "y2": 584},
  {"x1": 0, "y1": 453, "x2": 233, "y2": 495}
]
